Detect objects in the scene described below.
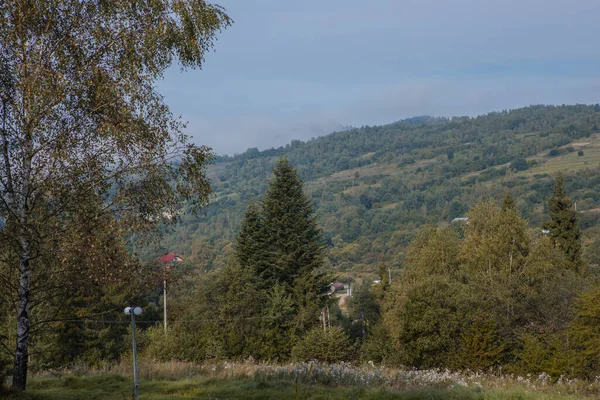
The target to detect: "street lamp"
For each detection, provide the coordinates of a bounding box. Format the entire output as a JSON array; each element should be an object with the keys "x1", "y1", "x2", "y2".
[{"x1": 124, "y1": 306, "x2": 142, "y2": 400}]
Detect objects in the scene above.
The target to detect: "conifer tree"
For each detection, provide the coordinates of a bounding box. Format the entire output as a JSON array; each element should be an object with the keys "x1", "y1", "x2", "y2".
[
  {"x1": 261, "y1": 159, "x2": 326, "y2": 287},
  {"x1": 262, "y1": 159, "x2": 330, "y2": 331},
  {"x1": 234, "y1": 202, "x2": 272, "y2": 288},
  {"x1": 544, "y1": 174, "x2": 583, "y2": 273},
  {"x1": 233, "y1": 159, "x2": 330, "y2": 356}
]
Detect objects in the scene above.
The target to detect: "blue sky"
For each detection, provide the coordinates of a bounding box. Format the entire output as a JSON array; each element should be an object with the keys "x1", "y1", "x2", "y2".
[{"x1": 159, "y1": 0, "x2": 600, "y2": 155}]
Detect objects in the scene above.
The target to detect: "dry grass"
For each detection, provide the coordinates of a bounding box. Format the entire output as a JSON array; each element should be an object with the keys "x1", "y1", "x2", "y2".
[{"x1": 29, "y1": 360, "x2": 600, "y2": 398}]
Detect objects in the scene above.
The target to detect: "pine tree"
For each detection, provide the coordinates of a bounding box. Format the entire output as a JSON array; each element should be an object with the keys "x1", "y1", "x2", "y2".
[{"x1": 544, "y1": 173, "x2": 583, "y2": 273}]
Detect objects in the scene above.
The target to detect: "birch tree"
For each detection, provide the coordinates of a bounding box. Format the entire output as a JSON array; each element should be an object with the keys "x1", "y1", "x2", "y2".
[{"x1": 0, "y1": 0, "x2": 231, "y2": 390}]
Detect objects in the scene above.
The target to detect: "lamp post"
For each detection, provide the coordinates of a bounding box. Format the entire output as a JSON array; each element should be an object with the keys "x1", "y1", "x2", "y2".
[{"x1": 124, "y1": 306, "x2": 142, "y2": 400}]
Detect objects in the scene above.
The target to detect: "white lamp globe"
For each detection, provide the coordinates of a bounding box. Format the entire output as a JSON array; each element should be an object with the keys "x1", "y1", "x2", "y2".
[
  {"x1": 124, "y1": 307, "x2": 132, "y2": 315},
  {"x1": 133, "y1": 307, "x2": 143, "y2": 316}
]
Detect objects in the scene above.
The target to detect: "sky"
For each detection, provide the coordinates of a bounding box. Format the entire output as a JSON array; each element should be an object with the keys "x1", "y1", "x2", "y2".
[{"x1": 158, "y1": 0, "x2": 600, "y2": 155}]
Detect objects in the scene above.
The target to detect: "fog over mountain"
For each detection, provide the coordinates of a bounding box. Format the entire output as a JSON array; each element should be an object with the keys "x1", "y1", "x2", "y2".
[{"x1": 159, "y1": 0, "x2": 600, "y2": 154}]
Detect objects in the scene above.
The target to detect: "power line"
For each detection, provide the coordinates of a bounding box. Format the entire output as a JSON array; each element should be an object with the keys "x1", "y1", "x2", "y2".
[{"x1": 33, "y1": 314, "x2": 301, "y2": 325}]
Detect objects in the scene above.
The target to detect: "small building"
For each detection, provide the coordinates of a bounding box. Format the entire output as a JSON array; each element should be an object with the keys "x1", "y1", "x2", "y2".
[
  {"x1": 328, "y1": 282, "x2": 345, "y2": 294},
  {"x1": 159, "y1": 253, "x2": 184, "y2": 264}
]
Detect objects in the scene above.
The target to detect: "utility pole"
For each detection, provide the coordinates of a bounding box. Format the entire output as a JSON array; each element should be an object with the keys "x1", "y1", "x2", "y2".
[
  {"x1": 321, "y1": 309, "x2": 327, "y2": 333},
  {"x1": 124, "y1": 307, "x2": 143, "y2": 400},
  {"x1": 163, "y1": 268, "x2": 168, "y2": 334},
  {"x1": 159, "y1": 253, "x2": 184, "y2": 334}
]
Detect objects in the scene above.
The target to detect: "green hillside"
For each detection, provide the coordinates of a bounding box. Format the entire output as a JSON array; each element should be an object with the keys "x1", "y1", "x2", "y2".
[{"x1": 156, "y1": 104, "x2": 600, "y2": 274}]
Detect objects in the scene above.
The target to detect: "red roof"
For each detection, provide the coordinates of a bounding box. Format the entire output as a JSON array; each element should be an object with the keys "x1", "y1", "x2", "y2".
[{"x1": 159, "y1": 253, "x2": 184, "y2": 263}]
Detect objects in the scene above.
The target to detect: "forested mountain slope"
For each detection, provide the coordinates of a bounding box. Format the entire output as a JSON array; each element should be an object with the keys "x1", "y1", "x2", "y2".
[{"x1": 154, "y1": 105, "x2": 600, "y2": 274}]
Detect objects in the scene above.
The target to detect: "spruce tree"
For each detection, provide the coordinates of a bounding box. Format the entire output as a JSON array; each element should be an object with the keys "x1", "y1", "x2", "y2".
[
  {"x1": 544, "y1": 173, "x2": 583, "y2": 273},
  {"x1": 262, "y1": 159, "x2": 326, "y2": 289},
  {"x1": 233, "y1": 158, "x2": 330, "y2": 356},
  {"x1": 262, "y1": 159, "x2": 330, "y2": 331},
  {"x1": 234, "y1": 202, "x2": 273, "y2": 287}
]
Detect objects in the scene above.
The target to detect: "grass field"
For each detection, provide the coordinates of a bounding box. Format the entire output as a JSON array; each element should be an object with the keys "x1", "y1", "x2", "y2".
[
  {"x1": 3, "y1": 373, "x2": 594, "y2": 400},
  {"x1": 517, "y1": 133, "x2": 600, "y2": 176},
  {"x1": 4, "y1": 361, "x2": 600, "y2": 400}
]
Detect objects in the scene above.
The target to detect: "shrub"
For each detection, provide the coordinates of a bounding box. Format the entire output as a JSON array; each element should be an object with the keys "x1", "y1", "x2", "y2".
[
  {"x1": 141, "y1": 323, "x2": 223, "y2": 362},
  {"x1": 517, "y1": 333, "x2": 570, "y2": 378},
  {"x1": 510, "y1": 158, "x2": 529, "y2": 172},
  {"x1": 292, "y1": 327, "x2": 355, "y2": 363},
  {"x1": 578, "y1": 150, "x2": 584, "y2": 156},
  {"x1": 548, "y1": 148, "x2": 562, "y2": 157},
  {"x1": 457, "y1": 316, "x2": 507, "y2": 370},
  {"x1": 360, "y1": 323, "x2": 397, "y2": 364},
  {"x1": 567, "y1": 289, "x2": 600, "y2": 378}
]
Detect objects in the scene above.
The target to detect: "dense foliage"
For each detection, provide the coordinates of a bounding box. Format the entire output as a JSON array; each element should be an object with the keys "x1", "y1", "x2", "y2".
[
  {"x1": 380, "y1": 192, "x2": 589, "y2": 374},
  {"x1": 136, "y1": 167, "x2": 600, "y2": 380}
]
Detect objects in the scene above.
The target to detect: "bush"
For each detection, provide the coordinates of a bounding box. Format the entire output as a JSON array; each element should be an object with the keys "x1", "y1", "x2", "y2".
[
  {"x1": 578, "y1": 150, "x2": 584, "y2": 156},
  {"x1": 360, "y1": 323, "x2": 397, "y2": 364},
  {"x1": 510, "y1": 158, "x2": 529, "y2": 172},
  {"x1": 457, "y1": 316, "x2": 507, "y2": 370},
  {"x1": 548, "y1": 148, "x2": 562, "y2": 157},
  {"x1": 517, "y1": 333, "x2": 570, "y2": 378},
  {"x1": 567, "y1": 289, "x2": 600, "y2": 378},
  {"x1": 292, "y1": 327, "x2": 355, "y2": 363},
  {"x1": 141, "y1": 323, "x2": 223, "y2": 362}
]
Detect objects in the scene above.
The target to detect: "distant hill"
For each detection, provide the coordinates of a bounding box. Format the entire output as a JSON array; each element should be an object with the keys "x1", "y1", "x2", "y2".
[{"x1": 154, "y1": 104, "x2": 600, "y2": 275}]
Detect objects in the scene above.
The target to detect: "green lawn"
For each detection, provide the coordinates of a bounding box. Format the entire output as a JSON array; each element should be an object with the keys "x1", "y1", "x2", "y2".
[{"x1": 3, "y1": 374, "x2": 591, "y2": 400}]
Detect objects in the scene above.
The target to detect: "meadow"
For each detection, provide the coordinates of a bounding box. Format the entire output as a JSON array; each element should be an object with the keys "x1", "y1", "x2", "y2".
[{"x1": 5, "y1": 361, "x2": 600, "y2": 399}]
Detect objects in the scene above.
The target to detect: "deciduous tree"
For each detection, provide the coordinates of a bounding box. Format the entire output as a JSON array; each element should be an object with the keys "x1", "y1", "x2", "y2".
[{"x1": 0, "y1": 0, "x2": 231, "y2": 390}]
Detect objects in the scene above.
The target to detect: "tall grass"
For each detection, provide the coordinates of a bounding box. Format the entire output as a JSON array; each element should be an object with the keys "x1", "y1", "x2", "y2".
[{"x1": 35, "y1": 359, "x2": 600, "y2": 398}]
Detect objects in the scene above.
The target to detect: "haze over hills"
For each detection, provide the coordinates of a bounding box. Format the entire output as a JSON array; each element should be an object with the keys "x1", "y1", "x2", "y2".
[{"x1": 155, "y1": 104, "x2": 600, "y2": 275}]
